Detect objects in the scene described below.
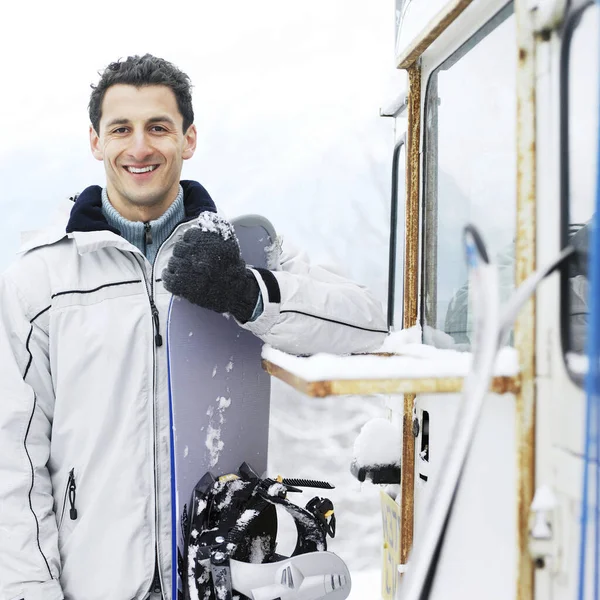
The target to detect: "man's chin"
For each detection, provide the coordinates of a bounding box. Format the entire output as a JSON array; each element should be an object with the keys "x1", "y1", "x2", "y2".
[
  {"x1": 109, "y1": 178, "x2": 179, "y2": 212},
  {"x1": 126, "y1": 193, "x2": 166, "y2": 208}
]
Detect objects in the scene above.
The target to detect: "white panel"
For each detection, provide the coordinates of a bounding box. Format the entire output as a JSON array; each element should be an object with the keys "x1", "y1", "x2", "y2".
[{"x1": 412, "y1": 392, "x2": 517, "y2": 599}]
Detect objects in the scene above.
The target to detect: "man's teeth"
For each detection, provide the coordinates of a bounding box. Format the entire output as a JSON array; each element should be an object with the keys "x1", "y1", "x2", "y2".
[{"x1": 127, "y1": 165, "x2": 157, "y2": 174}]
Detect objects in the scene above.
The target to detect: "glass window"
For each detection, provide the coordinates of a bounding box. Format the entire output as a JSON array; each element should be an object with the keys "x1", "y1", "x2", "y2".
[
  {"x1": 389, "y1": 137, "x2": 406, "y2": 329},
  {"x1": 421, "y1": 4, "x2": 516, "y2": 350},
  {"x1": 562, "y1": 2, "x2": 599, "y2": 363}
]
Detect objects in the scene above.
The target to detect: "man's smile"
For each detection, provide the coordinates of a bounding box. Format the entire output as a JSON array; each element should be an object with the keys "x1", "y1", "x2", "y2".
[{"x1": 122, "y1": 164, "x2": 161, "y2": 178}]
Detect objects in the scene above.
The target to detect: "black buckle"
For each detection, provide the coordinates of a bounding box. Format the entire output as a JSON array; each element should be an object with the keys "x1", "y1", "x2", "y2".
[{"x1": 306, "y1": 497, "x2": 336, "y2": 539}]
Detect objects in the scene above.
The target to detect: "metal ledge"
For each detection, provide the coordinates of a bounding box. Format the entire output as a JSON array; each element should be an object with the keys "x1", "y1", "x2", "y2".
[{"x1": 263, "y1": 359, "x2": 521, "y2": 398}]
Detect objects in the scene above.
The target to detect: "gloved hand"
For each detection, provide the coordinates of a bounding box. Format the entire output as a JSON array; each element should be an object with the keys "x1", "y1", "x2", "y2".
[{"x1": 162, "y1": 213, "x2": 260, "y2": 323}]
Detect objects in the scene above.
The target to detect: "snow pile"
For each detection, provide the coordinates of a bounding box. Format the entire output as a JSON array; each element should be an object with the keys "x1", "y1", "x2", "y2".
[
  {"x1": 196, "y1": 499, "x2": 207, "y2": 516},
  {"x1": 238, "y1": 509, "x2": 259, "y2": 525},
  {"x1": 378, "y1": 325, "x2": 422, "y2": 351},
  {"x1": 218, "y1": 396, "x2": 232, "y2": 409},
  {"x1": 249, "y1": 535, "x2": 271, "y2": 563},
  {"x1": 353, "y1": 418, "x2": 401, "y2": 468},
  {"x1": 215, "y1": 478, "x2": 245, "y2": 510},
  {"x1": 204, "y1": 424, "x2": 224, "y2": 466},
  {"x1": 196, "y1": 211, "x2": 235, "y2": 241},
  {"x1": 264, "y1": 236, "x2": 282, "y2": 270},
  {"x1": 348, "y1": 569, "x2": 380, "y2": 599},
  {"x1": 262, "y1": 344, "x2": 519, "y2": 382},
  {"x1": 267, "y1": 482, "x2": 287, "y2": 497},
  {"x1": 423, "y1": 325, "x2": 464, "y2": 350},
  {"x1": 381, "y1": 324, "x2": 464, "y2": 352},
  {"x1": 205, "y1": 395, "x2": 233, "y2": 467}
]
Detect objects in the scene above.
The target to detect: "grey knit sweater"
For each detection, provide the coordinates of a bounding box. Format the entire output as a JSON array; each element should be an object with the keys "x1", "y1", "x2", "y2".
[{"x1": 101, "y1": 186, "x2": 185, "y2": 265}]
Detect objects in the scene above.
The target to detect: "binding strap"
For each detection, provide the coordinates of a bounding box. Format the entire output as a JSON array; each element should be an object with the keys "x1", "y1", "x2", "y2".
[{"x1": 184, "y1": 464, "x2": 335, "y2": 600}]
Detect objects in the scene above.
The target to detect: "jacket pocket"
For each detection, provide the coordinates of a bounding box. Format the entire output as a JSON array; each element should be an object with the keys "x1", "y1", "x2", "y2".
[{"x1": 58, "y1": 468, "x2": 78, "y2": 531}]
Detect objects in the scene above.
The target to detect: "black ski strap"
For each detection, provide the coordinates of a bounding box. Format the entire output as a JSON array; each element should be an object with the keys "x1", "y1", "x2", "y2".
[
  {"x1": 255, "y1": 486, "x2": 328, "y2": 554},
  {"x1": 210, "y1": 549, "x2": 233, "y2": 600}
]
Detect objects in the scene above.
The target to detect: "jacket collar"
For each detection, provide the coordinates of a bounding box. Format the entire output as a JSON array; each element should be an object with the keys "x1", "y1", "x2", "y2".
[
  {"x1": 66, "y1": 179, "x2": 216, "y2": 234},
  {"x1": 18, "y1": 180, "x2": 216, "y2": 256}
]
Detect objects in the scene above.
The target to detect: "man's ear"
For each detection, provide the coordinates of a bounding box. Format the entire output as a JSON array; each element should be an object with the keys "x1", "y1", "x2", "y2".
[
  {"x1": 182, "y1": 124, "x2": 197, "y2": 160},
  {"x1": 89, "y1": 125, "x2": 104, "y2": 161}
]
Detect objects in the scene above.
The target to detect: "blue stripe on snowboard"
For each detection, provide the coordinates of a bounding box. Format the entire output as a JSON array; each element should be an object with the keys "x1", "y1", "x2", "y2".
[{"x1": 167, "y1": 296, "x2": 179, "y2": 600}]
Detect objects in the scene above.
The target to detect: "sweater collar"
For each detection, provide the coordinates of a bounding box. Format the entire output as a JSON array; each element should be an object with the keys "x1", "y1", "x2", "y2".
[
  {"x1": 65, "y1": 180, "x2": 217, "y2": 235},
  {"x1": 100, "y1": 185, "x2": 184, "y2": 234}
]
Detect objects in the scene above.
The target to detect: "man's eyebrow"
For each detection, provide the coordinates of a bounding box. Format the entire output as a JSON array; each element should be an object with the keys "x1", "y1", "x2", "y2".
[
  {"x1": 104, "y1": 116, "x2": 177, "y2": 129},
  {"x1": 147, "y1": 115, "x2": 177, "y2": 126},
  {"x1": 104, "y1": 118, "x2": 130, "y2": 128}
]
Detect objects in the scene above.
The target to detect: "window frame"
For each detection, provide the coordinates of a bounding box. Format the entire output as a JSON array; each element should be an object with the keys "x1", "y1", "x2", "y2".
[
  {"x1": 420, "y1": 1, "x2": 515, "y2": 344},
  {"x1": 388, "y1": 133, "x2": 407, "y2": 329},
  {"x1": 559, "y1": 0, "x2": 595, "y2": 384}
]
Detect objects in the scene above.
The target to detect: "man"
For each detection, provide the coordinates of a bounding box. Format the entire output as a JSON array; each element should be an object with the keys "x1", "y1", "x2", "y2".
[{"x1": 0, "y1": 54, "x2": 387, "y2": 600}]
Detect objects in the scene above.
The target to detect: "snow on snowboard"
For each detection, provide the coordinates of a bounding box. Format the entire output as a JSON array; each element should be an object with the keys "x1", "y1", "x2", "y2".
[{"x1": 167, "y1": 215, "x2": 275, "y2": 600}]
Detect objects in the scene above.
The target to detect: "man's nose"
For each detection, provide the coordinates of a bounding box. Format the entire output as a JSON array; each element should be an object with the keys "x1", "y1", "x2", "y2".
[{"x1": 128, "y1": 131, "x2": 154, "y2": 161}]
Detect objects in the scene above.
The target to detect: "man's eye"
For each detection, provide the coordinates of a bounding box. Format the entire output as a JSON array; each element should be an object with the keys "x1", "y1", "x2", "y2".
[
  {"x1": 112, "y1": 127, "x2": 128, "y2": 134},
  {"x1": 150, "y1": 125, "x2": 167, "y2": 132}
]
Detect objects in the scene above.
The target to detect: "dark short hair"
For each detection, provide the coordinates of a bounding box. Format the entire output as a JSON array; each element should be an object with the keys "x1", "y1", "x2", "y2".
[{"x1": 89, "y1": 54, "x2": 194, "y2": 133}]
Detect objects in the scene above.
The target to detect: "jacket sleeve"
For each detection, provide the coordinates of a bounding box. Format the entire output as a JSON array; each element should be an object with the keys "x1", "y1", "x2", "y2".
[
  {"x1": 241, "y1": 241, "x2": 388, "y2": 355},
  {"x1": 0, "y1": 273, "x2": 63, "y2": 600}
]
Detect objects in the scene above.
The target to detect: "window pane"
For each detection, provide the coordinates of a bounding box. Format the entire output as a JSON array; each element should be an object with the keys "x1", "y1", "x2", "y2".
[
  {"x1": 390, "y1": 142, "x2": 406, "y2": 329},
  {"x1": 563, "y1": 3, "x2": 599, "y2": 358},
  {"x1": 422, "y1": 5, "x2": 516, "y2": 350}
]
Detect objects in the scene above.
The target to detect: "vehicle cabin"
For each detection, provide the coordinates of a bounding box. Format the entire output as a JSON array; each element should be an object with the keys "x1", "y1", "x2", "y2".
[{"x1": 263, "y1": 1, "x2": 598, "y2": 599}]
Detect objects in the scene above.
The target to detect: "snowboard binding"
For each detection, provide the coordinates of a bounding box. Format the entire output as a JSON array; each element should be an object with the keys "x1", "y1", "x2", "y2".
[{"x1": 180, "y1": 462, "x2": 351, "y2": 600}]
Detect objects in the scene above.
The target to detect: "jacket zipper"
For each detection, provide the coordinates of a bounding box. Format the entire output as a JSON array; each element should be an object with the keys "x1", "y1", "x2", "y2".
[
  {"x1": 58, "y1": 468, "x2": 77, "y2": 530},
  {"x1": 132, "y1": 254, "x2": 164, "y2": 598},
  {"x1": 147, "y1": 231, "x2": 177, "y2": 597},
  {"x1": 136, "y1": 220, "x2": 199, "y2": 598},
  {"x1": 151, "y1": 563, "x2": 162, "y2": 594},
  {"x1": 150, "y1": 300, "x2": 163, "y2": 347},
  {"x1": 68, "y1": 470, "x2": 78, "y2": 520},
  {"x1": 144, "y1": 218, "x2": 197, "y2": 348},
  {"x1": 136, "y1": 256, "x2": 163, "y2": 348},
  {"x1": 144, "y1": 222, "x2": 153, "y2": 246}
]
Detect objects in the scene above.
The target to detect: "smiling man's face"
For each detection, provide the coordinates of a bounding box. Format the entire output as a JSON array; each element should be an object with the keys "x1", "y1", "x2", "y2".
[{"x1": 90, "y1": 84, "x2": 197, "y2": 221}]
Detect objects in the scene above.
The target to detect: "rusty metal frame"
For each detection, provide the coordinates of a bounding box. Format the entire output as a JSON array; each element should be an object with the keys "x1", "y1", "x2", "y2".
[
  {"x1": 397, "y1": 0, "x2": 476, "y2": 69},
  {"x1": 514, "y1": 0, "x2": 537, "y2": 598},
  {"x1": 262, "y1": 359, "x2": 521, "y2": 397},
  {"x1": 398, "y1": 63, "x2": 423, "y2": 570},
  {"x1": 403, "y1": 66, "x2": 422, "y2": 332},
  {"x1": 396, "y1": 3, "x2": 537, "y2": 597}
]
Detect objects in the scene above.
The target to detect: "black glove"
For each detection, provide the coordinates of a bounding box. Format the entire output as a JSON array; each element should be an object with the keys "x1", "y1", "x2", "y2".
[{"x1": 162, "y1": 213, "x2": 260, "y2": 323}]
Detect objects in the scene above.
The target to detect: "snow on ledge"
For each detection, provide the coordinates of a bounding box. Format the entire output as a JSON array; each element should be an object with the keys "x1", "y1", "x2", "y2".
[{"x1": 262, "y1": 343, "x2": 520, "y2": 382}]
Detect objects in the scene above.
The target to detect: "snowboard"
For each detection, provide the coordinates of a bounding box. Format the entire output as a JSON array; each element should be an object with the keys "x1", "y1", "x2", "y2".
[{"x1": 166, "y1": 214, "x2": 276, "y2": 600}]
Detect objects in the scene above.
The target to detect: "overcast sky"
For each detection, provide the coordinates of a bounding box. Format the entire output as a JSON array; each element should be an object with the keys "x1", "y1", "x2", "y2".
[{"x1": 0, "y1": 1, "x2": 400, "y2": 302}]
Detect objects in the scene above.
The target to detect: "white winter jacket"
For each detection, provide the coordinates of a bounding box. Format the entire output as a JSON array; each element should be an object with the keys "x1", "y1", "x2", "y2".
[{"x1": 0, "y1": 181, "x2": 387, "y2": 600}]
